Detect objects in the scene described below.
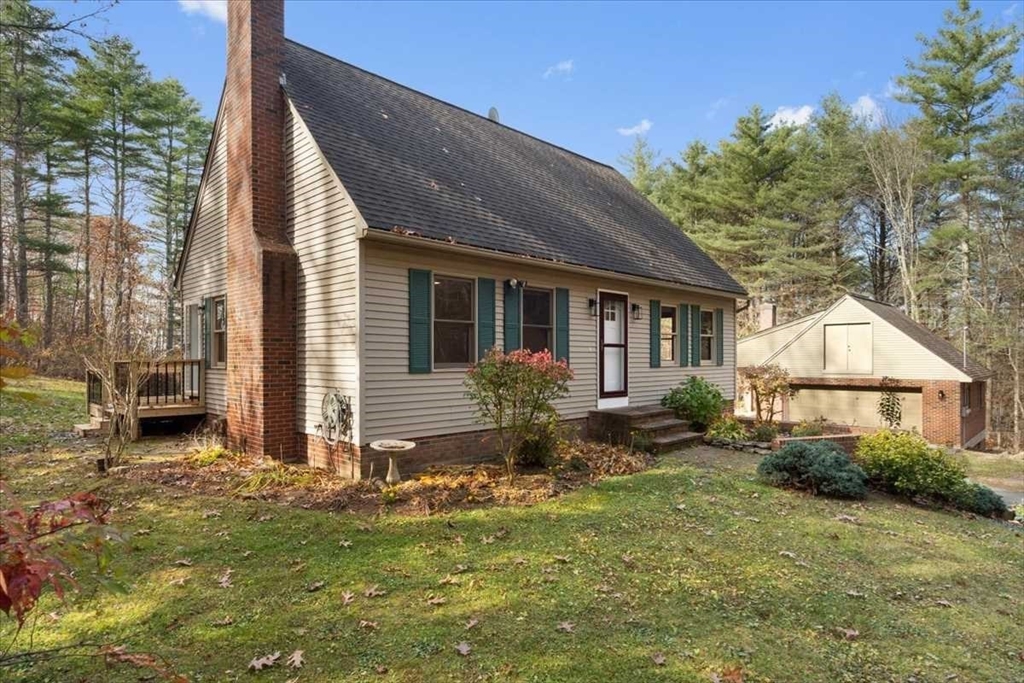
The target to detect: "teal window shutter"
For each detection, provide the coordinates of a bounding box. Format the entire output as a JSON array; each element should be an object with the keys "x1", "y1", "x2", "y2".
[
  {"x1": 203, "y1": 296, "x2": 213, "y2": 369},
  {"x1": 555, "y1": 288, "x2": 570, "y2": 364},
  {"x1": 503, "y1": 282, "x2": 521, "y2": 352},
  {"x1": 690, "y1": 304, "x2": 701, "y2": 366},
  {"x1": 408, "y1": 269, "x2": 432, "y2": 373},
  {"x1": 679, "y1": 303, "x2": 689, "y2": 367},
  {"x1": 715, "y1": 307, "x2": 724, "y2": 366},
  {"x1": 649, "y1": 299, "x2": 661, "y2": 368},
  {"x1": 477, "y1": 278, "x2": 496, "y2": 357}
]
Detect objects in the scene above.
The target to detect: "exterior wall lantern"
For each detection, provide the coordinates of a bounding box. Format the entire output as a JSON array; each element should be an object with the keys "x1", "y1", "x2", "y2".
[
  {"x1": 631, "y1": 303, "x2": 642, "y2": 321},
  {"x1": 588, "y1": 298, "x2": 599, "y2": 317}
]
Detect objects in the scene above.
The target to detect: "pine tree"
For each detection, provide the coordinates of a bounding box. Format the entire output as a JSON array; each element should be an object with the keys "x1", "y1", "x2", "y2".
[{"x1": 896, "y1": 0, "x2": 1021, "y2": 334}]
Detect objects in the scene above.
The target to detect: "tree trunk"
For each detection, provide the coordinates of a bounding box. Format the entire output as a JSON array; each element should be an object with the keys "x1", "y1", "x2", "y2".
[
  {"x1": 43, "y1": 149, "x2": 54, "y2": 347},
  {"x1": 83, "y1": 144, "x2": 93, "y2": 333}
]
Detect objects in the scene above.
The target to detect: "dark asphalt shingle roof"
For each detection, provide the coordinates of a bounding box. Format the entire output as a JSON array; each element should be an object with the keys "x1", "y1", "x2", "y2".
[
  {"x1": 853, "y1": 295, "x2": 992, "y2": 380},
  {"x1": 282, "y1": 41, "x2": 745, "y2": 296}
]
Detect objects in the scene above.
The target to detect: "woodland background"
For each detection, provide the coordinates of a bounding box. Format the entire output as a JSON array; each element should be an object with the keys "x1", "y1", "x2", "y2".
[{"x1": 2, "y1": 0, "x2": 1021, "y2": 449}]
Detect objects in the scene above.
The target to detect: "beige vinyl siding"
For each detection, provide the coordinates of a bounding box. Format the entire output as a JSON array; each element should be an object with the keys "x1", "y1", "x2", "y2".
[
  {"x1": 789, "y1": 387, "x2": 923, "y2": 432},
  {"x1": 739, "y1": 297, "x2": 972, "y2": 382},
  {"x1": 361, "y1": 241, "x2": 738, "y2": 444},
  {"x1": 286, "y1": 101, "x2": 362, "y2": 444},
  {"x1": 179, "y1": 118, "x2": 227, "y2": 415},
  {"x1": 736, "y1": 317, "x2": 813, "y2": 366}
]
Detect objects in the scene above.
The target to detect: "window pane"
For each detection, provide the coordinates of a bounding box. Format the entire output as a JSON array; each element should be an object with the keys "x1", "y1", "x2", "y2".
[
  {"x1": 434, "y1": 321, "x2": 473, "y2": 365},
  {"x1": 215, "y1": 298, "x2": 226, "y2": 331},
  {"x1": 523, "y1": 289, "x2": 551, "y2": 326},
  {"x1": 700, "y1": 310, "x2": 714, "y2": 335},
  {"x1": 660, "y1": 309, "x2": 675, "y2": 335},
  {"x1": 434, "y1": 277, "x2": 473, "y2": 321},
  {"x1": 215, "y1": 332, "x2": 227, "y2": 365},
  {"x1": 661, "y1": 338, "x2": 675, "y2": 361},
  {"x1": 700, "y1": 336, "x2": 713, "y2": 361},
  {"x1": 523, "y1": 326, "x2": 552, "y2": 353}
]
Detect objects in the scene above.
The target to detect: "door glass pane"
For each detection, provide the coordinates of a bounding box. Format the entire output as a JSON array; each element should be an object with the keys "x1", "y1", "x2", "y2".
[
  {"x1": 603, "y1": 300, "x2": 624, "y2": 344},
  {"x1": 603, "y1": 347, "x2": 624, "y2": 392}
]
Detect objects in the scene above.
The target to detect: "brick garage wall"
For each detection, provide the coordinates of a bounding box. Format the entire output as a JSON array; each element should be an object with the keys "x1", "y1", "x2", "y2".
[
  {"x1": 224, "y1": 0, "x2": 299, "y2": 460},
  {"x1": 302, "y1": 418, "x2": 588, "y2": 480},
  {"x1": 787, "y1": 376, "x2": 966, "y2": 447}
]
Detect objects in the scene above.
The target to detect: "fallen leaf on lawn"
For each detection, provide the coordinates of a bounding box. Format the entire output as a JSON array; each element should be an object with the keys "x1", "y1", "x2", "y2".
[
  {"x1": 202, "y1": 509, "x2": 221, "y2": 518},
  {"x1": 439, "y1": 574, "x2": 460, "y2": 586},
  {"x1": 364, "y1": 585, "x2": 386, "y2": 598},
  {"x1": 248, "y1": 651, "x2": 280, "y2": 671},
  {"x1": 710, "y1": 665, "x2": 745, "y2": 683},
  {"x1": 835, "y1": 627, "x2": 859, "y2": 640},
  {"x1": 465, "y1": 617, "x2": 479, "y2": 630},
  {"x1": 357, "y1": 523, "x2": 374, "y2": 532},
  {"x1": 427, "y1": 595, "x2": 447, "y2": 606},
  {"x1": 218, "y1": 570, "x2": 233, "y2": 588},
  {"x1": 554, "y1": 555, "x2": 570, "y2": 563},
  {"x1": 134, "y1": 528, "x2": 152, "y2": 536},
  {"x1": 339, "y1": 539, "x2": 352, "y2": 548},
  {"x1": 512, "y1": 556, "x2": 527, "y2": 566},
  {"x1": 451, "y1": 564, "x2": 467, "y2": 574},
  {"x1": 556, "y1": 621, "x2": 575, "y2": 633},
  {"x1": 342, "y1": 591, "x2": 355, "y2": 605},
  {"x1": 495, "y1": 526, "x2": 510, "y2": 539},
  {"x1": 241, "y1": 550, "x2": 253, "y2": 558},
  {"x1": 212, "y1": 616, "x2": 234, "y2": 626},
  {"x1": 652, "y1": 652, "x2": 666, "y2": 666},
  {"x1": 452, "y1": 534, "x2": 464, "y2": 545},
  {"x1": 173, "y1": 558, "x2": 193, "y2": 567},
  {"x1": 481, "y1": 535, "x2": 495, "y2": 544},
  {"x1": 287, "y1": 650, "x2": 304, "y2": 669},
  {"x1": 454, "y1": 641, "x2": 472, "y2": 656},
  {"x1": 621, "y1": 554, "x2": 635, "y2": 565},
  {"x1": 833, "y1": 514, "x2": 859, "y2": 524},
  {"x1": 359, "y1": 620, "x2": 378, "y2": 631},
  {"x1": 257, "y1": 514, "x2": 273, "y2": 522},
  {"x1": 307, "y1": 581, "x2": 325, "y2": 592},
  {"x1": 375, "y1": 664, "x2": 389, "y2": 674},
  {"x1": 674, "y1": 504, "x2": 686, "y2": 511},
  {"x1": 778, "y1": 551, "x2": 797, "y2": 559},
  {"x1": 845, "y1": 590, "x2": 865, "y2": 598},
  {"x1": 936, "y1": 599, "x2": 953, "y2": 608},
  {"x1": 168, "y1": 577, "x2": 188, "y2": 587}
]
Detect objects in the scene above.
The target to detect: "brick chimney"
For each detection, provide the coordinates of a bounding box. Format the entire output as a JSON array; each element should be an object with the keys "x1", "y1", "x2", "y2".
[
  {"x1": 758, "y1": 302, "x2": 777, "y2": 331},
  {"x1": 225, "y1": 0, "x2": 297, "y2": 460}
]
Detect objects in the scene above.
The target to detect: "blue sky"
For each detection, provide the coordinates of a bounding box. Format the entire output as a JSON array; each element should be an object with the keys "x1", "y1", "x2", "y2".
[{"x1": 46, "y1": 0, "x2": 1022, "y2": 170}]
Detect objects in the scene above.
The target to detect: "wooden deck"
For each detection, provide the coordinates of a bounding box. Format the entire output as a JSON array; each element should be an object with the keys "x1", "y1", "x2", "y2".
[{"x1": 86, "y1": 359, "x2": 206, "y2": 423}]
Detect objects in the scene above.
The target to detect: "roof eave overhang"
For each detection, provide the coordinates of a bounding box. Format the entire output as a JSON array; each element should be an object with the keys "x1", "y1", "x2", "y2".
[{"x1": 362, "y1": 229, "x2": 748, "y2": 300}]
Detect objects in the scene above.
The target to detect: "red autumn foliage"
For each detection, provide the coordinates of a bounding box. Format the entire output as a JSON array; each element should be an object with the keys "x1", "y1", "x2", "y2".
[{"x1": 0, "y1": 484, "x2": 113, "y2": 626}]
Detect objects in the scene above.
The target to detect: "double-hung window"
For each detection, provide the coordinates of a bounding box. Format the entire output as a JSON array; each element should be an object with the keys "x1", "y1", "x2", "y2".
[
  {"x1": 433, "y1": 276, "x2": 475, "y2": 367},
  {"x1": 212, "y1": 296, "x2": 227, "y2": 368},
  {"x1": 700, "y1": 309, "x2": 715, "y2": 364},
  {"x1": 522, "y1": 287, "x2": 553, "y2": 352},
  {"x1": 660, "y1": 307, "x2": 676, "y2": 362}
]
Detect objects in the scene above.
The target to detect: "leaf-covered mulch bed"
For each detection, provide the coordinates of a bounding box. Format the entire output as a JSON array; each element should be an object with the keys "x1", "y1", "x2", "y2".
[{"x1": 116, "y1": 440, "x2": 655, "y2": 516}]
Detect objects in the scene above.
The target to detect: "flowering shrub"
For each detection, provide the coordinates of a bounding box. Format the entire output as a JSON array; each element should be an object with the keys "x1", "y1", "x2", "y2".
[{"x1": 465, "y1": 349, "x2": 573, "y2": 482}]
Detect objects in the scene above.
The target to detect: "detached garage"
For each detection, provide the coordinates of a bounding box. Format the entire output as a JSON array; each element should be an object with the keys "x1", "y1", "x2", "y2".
[{"x1": 737, "y1": 294, "x2": 991, "y2": 449}]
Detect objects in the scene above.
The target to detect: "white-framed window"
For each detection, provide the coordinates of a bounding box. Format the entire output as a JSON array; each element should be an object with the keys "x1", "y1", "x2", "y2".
[
  {"x1": 661, "y1": 306, "x2": 676, "y2": 362},
  {"x1": 700, "y1": 309, "x2": 715, "y2": 364},
  {"x1": 212, "y1": 296, "x2": 227, "y2": 368},
  {"x1": 433, "y1": 275, "x2": 475, "y2": 367},
  {"x1": 523, "y1": 287, "x2": 553, "y2": 352}
]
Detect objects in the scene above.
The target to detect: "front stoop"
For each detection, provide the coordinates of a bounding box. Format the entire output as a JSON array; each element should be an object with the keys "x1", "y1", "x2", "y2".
[
  {"x1": 587, "y1": 405, "x2": 702, "y2": 453},
  {"x1": 74, "y1": 417, "x2": 109, "y2": 438}
]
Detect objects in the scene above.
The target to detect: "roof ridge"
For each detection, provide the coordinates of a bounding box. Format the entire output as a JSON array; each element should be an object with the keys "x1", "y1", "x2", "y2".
[{"x1": 283, "y1": 39, "x2": 618, "y2": 173}]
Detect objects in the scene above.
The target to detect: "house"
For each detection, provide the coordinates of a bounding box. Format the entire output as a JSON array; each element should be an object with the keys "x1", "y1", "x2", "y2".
[
  {"x1": 737, "y1": 295, "x2": 991, "y2": 448},
  {"x1": 172, "y1": 1, "x2": 745, "y2": 477}
]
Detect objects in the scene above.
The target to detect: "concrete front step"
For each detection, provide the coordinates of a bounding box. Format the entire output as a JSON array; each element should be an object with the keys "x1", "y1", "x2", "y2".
[
  {"x1": 633, "y1": 417, "x2": 691, "y2": 435},
  {"x1": 651, "y1": 431, "x2": 704, "y2": 453}
]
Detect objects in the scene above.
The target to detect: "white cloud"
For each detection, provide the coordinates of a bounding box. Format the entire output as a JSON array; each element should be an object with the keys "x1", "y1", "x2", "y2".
[
  {"x1": 706, "y1": 97, "x2": 731, "y2": 120},
  {"x1": 1004, "y1": 3, "x2": 1019, "y2": 19},
  {"x1": 853, "y1": 69, "x2": 867, "y2": 80},
  {"x1": 852, "y1": 94, "x2": 883, "y2": 126},
  {"x1": 768, "y1": 105, "x2": 815, "y2": 129},
  {"x1": 178, "y1": 0, "x2": 227, "y2": 23},
  {"x1": 883, "y1": 79, "x2": 906, "y2": 100},
  {"x1": 616, "y1": 118, "x2": 653, "y2": 136},
  {"x1": 542, "y1": 59, "x2": 574, "y2": 80}
]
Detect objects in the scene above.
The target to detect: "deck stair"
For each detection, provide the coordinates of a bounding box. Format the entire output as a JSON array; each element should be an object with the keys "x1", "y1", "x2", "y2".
[
  {"x1": 74, "y1": 416, "x2": 109, "y2": 438},
  {"x1": 587, "y1": 405, "x2": 703, "y2": 454}
]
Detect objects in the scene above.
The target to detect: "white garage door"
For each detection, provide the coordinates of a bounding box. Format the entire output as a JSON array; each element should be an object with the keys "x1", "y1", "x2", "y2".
[{"x1": 789, "y1": 387, "x2": 922, "y2": 432}]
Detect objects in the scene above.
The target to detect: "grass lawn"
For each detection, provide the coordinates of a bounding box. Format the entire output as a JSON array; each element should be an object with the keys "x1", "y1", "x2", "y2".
[
  {"x1": 963, "y1": 450, "x2": 1024, "y2": 491},
  {"x1": 2, "y1": 378, "x2": 1023, "y2": 682}
]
